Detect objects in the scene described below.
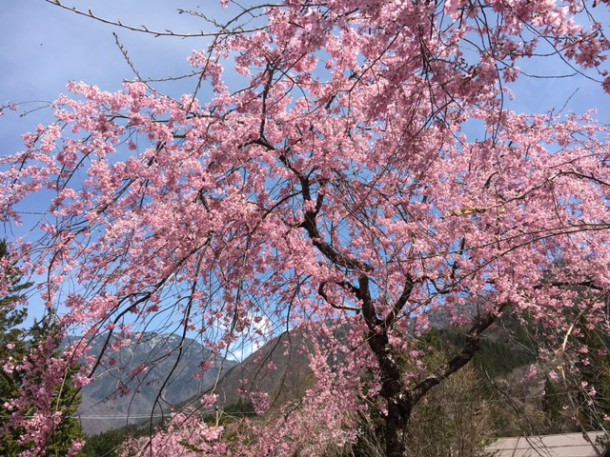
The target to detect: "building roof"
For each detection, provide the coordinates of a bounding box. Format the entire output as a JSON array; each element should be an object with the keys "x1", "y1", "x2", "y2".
[{"x1": 487, "y1": 431, "x2": 609, "y2": 457}]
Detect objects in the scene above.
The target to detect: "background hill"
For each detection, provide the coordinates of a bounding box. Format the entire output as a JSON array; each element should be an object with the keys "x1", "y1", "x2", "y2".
[
  {"x1": 71, "y1": 333, "x2": 236, "y2": 435},
  {"x1": 201, "y1": 329, "x2": 313, "y2": 410},
  {"x1": 79, "y1": 315, "x2": 609, "y2": 453}
]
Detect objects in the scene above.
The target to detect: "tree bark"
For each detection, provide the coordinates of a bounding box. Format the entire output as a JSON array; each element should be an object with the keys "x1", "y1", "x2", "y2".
[
  {"x1": 367, "y1": 330, "x2": 412, "y2": 457},
  {"x1": 385, "y1": 400, "x2": 410, "y2": 457}
]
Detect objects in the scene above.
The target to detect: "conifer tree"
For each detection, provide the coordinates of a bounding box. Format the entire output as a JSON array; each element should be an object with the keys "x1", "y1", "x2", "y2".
[
  {"x1": 0, "y1": 241, "x2": 85, "y2": 456},
  {"x1": 0, "y1": 240, "x2": 33, "y2": 455}
]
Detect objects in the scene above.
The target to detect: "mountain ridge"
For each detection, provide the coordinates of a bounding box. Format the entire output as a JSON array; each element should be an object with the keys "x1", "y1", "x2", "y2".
[{"x1": 67, "y1": 332, "x2": 237, "y2": 435}]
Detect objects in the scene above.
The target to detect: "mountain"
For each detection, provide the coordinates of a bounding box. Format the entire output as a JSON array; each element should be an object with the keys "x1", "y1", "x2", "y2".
[
  {"x1": 201, "y1": 318, "x2": 536, "y2": 412},
  {"x1": 74, "y1": 310, "x2": 530, "y2": 435},
  {"x1": 77, "y1": 313, "x2": 606, "y2": 440},
  {"x1": 69, "y1": 333, "x2": 236, "y2": 435},
  {"x1": 202, "y1": 329, "x2": 313, "y2": 410}
]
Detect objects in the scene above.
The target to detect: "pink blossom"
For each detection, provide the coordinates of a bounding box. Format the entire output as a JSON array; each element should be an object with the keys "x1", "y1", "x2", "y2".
[{"x1": 1, "y1": 0, "x2": 610, "y2": 455}]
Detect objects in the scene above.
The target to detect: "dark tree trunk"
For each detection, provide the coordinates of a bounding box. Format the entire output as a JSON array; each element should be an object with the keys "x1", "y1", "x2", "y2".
[
  {"x1": 365, "y1": 303, "x2": 506, "y2": 456},
  {"x1": 367, "y1": 330, "x2": 412, "y2": 457},
  {"x1": 385, "y1": 400, "x2": 410, "y2": 457}
]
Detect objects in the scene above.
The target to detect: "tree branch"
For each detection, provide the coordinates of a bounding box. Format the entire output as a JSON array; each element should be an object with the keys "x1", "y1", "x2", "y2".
[{"x1": 411, "y1": 302, "x2": 510, "y2": 403}]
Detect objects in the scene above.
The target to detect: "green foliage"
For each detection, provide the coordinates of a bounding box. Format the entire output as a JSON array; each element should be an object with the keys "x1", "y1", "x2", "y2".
[
  {"x1": 35, "y1": 319, "x2": 86, "y2": 457},
  {"x1": 475, "y1": 337, "x2": 536, "y2": 378},
  {"x1": 0, "y1": 240, "x2": 33, "y2": 456},
  {"x1": 83, "y1": 428, "x2": 134, "y2": 457},
  {"x1": 223, "y1": 399, "x2": 255, "y2": 417},
  {"x1": 0, "y1": 240, "x2": 30, "y2": 382},
  {"x1": 406, "y1": 364, "x2": 497, "y2": 457},
  {"x1": 347, "y1": 332, "x2": 503, "y2": 457},
  {"x1": 542, "y1": 376, "x2": 565, "y2": 434},
  {"x1": 418, "y1": 325, "x2": 536, "y2": 378},
  {"x1": 575, "y1": 324, "x2": 610, "y2": 430},
  {"x1": 0, "y1": 240, "x2": 85, "y2": 456},
  {"x1": 203, "y1": 399, "x2": 256, "y2": 426}
]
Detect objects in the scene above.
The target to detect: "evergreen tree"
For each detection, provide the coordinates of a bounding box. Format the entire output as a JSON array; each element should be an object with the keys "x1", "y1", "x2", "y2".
[
  {"x1": 0, "y1": 240, "x2": 32, "y2": 455},
  {"x1": 0, "y1": 241, "x2": 85, "y2": 456}
]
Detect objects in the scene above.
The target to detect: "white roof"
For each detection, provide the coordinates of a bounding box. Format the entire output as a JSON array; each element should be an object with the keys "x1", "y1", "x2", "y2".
[{"x1": 487, "y1": 431, "x2": 608, "y2": 457}]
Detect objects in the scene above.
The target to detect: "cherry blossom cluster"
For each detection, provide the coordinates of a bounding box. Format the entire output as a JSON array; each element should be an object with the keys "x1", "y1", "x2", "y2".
[{"x1": 0, "y1": 0, "x2": 609, "y2": 454}]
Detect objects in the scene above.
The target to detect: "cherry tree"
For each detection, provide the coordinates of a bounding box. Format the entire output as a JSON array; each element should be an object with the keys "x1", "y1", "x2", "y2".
[{"x1": 2, "y1": 0, "x2": 610, "y2": 455}]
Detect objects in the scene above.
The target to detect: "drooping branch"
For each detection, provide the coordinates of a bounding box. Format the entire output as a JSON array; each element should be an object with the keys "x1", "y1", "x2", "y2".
[
  {"x1": 317, "y1": 282, "x2": 361, "y2": 313},
  {"x1": 411, "y1": 302, "x2": 510, "y2": 404}
]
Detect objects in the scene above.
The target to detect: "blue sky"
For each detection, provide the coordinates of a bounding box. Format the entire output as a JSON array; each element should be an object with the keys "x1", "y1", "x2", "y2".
[
  {"x1": 0, "y1": 1, "x2": 234, "y2": 155},
  {"x1": 0, "y1": 1, "x2": 248, "y2": 240},
  {"x1": 2, "y1": 1, "x2": 607, "y2": 239},
  {"x1": 2, "y1": 1, "x2": 608, "y2": 162},
  {"x1": 1, "y1": 1, "x2": 609, "y2": 336},
  {"x1": 1, "y1": 1, "x2": 608, "y2": 161},
  {"x1": 0, "y1": 0, "x2": 234, "y2": 327}
]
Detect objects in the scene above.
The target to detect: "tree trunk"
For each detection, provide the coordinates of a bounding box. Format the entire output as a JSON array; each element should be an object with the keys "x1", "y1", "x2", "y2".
[
  {"x1": 367, "y1": 330, "x2": 412, "y2": 457},
  {"x1": 385, "y1": 400, "x2": 411, "y2": 457}
]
